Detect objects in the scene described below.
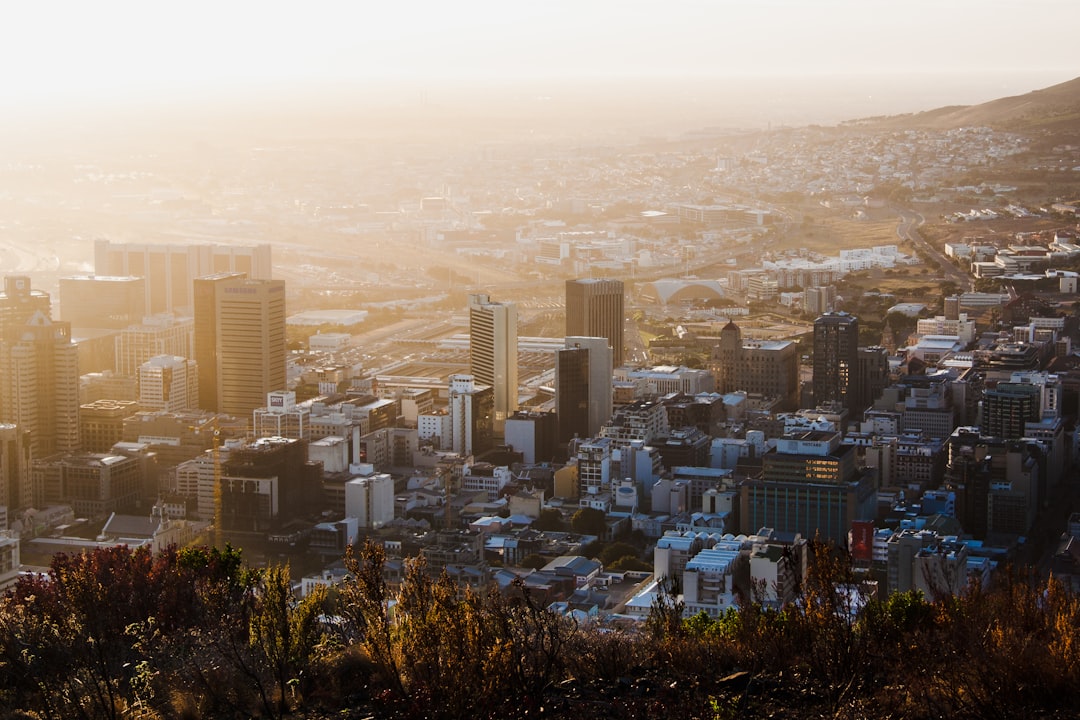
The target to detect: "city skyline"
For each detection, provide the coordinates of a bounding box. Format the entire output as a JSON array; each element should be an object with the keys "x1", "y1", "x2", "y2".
[
  {"x1": 0, "y1": 0, "x2": 1079, "y2": 712},
  {"x1": 0, "y1": 13, "x2": 1079, "y2": 714}
]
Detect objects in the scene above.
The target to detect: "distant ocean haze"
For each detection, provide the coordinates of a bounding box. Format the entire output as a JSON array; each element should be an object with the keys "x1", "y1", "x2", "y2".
[{"x1": 0, "y1": 69, "x2": 1071, "y2": 149}]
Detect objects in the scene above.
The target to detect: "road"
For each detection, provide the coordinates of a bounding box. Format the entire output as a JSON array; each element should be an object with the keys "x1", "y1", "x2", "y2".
[{"x1": 895, "y1": 208, "x2": 972, "y2": 292}]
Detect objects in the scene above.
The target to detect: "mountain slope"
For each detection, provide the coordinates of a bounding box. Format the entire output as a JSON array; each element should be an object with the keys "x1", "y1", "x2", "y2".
[{"x1": 864, "y1": 76, "x2": 1080, "y2": 133}]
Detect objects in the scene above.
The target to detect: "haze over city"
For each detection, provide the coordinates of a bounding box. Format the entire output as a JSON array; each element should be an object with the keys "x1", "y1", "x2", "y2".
[
  {"x1": 2, "y1": 0, "x2": 1077, "y2": 138},
  {"x1": 2, "y1": 2, "x2": 1080, "y2": 718}
]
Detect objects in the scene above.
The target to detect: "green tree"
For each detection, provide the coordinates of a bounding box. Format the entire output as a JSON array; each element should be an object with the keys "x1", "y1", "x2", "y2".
[
  {"x1": 532, "y1": 507, "x2": 565, "y2": 532},
  {"x1": 597, "y1": 541, "x2": 641, "y2": 567},
  {"x1": 608, "y1": 555, "x2": 652, "y2": 572},
  {"x1": 339, "y1": 540, "x2": 405, "y2": 697},
  {"x1": 249, "y1": 563, "x2": 328, "y2": 718},
  {"x1": 570, "y1": 507, "x2": 607, "y2": 537}
]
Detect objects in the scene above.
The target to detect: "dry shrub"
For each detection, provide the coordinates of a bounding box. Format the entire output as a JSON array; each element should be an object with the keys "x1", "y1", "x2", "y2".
[
  {"x1": 563, "y1": 627, "x2": 650, "y2": 679},
  {"x1": 310, "y1": 644, "x2": 377, "y2": 705}
]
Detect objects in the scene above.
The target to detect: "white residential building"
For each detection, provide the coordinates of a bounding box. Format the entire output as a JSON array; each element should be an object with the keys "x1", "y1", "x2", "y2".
[
  {"x1": 461, "y1": 463, "x2": 512, "y2": 501},
  {"x1": 418, "y1": 411, "x2": 452, "y2": 448},
  {"x1": 682, "y1": 542, "x2": 742, "y2": 617},
  {"x1": 345, "y1": 466, "x2": 394, "y2": 529},
  {"x1": 916, "y1": 314, "x2": 976, "y2": 345}
]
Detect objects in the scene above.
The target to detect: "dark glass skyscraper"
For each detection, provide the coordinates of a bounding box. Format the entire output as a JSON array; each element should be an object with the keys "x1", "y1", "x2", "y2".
[
  {"x1": 555, "y1": 337, "x2": 612, "y2": 444},
  {"x1": 813, "y1": 312, "x2": 860, "y2": 415}
]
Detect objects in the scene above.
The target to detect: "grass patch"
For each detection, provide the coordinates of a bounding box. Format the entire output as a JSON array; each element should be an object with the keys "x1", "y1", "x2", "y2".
[{"x1": 778, "y1": 212, "x2": 904, "y2": 255}]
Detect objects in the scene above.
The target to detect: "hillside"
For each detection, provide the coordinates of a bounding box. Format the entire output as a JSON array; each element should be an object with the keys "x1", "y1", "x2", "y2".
[{"x1": 859, "y1": 75, "x2": 1080, "y2": 134}]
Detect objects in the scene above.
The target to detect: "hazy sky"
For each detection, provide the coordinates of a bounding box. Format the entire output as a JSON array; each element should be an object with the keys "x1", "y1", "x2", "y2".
[{"x1": 2, "y1": 0, "x2": 1076, "y2": 111}]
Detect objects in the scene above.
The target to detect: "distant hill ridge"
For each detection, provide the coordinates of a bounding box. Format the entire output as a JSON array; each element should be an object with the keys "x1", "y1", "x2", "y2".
[{"x1": 854, "y1": 75, "x2": 1080, "y2": 133}]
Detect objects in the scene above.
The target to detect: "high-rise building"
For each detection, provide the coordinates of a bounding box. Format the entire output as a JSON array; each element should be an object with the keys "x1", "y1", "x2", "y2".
[
  {"x1": 0, "y1": 276, "x2": 51, "y2": 337},
  {"x1": 58, "y1": 275, "x2": 146, "y2": 330},
  {"x1": 599, "y1": 398, "x2": 671, "y2": 450},
  {"x1": 468, "y1": 293, "x2": 518, "y2": 432},
  {"x1": 193, "y1": 273, "x2": 286, "y2": 419},
  {"x1": 79, "y1": 372, "x2": 138, "y2": 405},
  {"x1": 944, "y1": 428, "x2": 1040, "y2": 539},
  {"x1": 576, "y1": 437, "x2": 614, "y2": 497},
  {"x1": 856, "y1": 346, "x2": 891, "y2": 415},
  {"x1": 174, "y1": 451, "x2": 221, "y2": 521},
  {"x1": 115, "y1": 314, "x2": 194, "y2": 377},
  {"x1": 813, "y1": 312, "x2": 861, "y2": 415},
  {"x1": 0, "y1": 424, "x2": 31, "y2": 512},
  {"x1": 565, "y1": 278, "x2": 624, "y2": 368},
  {"x1": 555, "y1": 336, "x2": 613, "y2": 444},
  {"x1": 0, "y1": 311, "x2": 80, "y2": 457},
  {"x1": 803, "y1": 285, "x2": 837, "y2": 316},
  {"x1": 94, "y1": 240, "x2": 272, "y2": 316},
  {"x1": 896, "y1": 371, "x2": 956, "y2": 441},
  {"x1": 138, "y1": 355, "x2": 199, "y2": 412},
  {"x1": 194, "y1": 273, "x2": 242, "y2": 412},
  {"x1": 0, "y1": 277, "x2": 57, "y2": 457},
  {"x1": 447, "y1": 374, "x2": 494, "y2": 456},
  {"x1": 982, "y1": 382, "x2": 1041, "y2": 439}
]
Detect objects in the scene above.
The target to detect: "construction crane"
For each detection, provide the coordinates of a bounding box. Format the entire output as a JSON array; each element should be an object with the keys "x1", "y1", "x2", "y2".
[{"x1": 211, "y1": 419, "x2": 222, "y2": 548}]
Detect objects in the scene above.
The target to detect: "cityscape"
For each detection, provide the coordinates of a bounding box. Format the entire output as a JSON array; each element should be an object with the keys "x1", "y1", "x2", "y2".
[{"x1": 1, "y1": 2, "x2": 1080, "y2": 718}]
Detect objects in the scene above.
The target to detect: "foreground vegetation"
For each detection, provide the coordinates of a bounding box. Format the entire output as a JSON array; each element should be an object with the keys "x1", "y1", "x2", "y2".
[{"x1": 1, "y1": 541, "x2": 1078, "y2": 719}]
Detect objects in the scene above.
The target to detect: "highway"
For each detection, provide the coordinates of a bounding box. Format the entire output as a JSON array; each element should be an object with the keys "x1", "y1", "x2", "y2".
[{"x1": 895, "y1": 208, "x2": 972, "y2": 292}]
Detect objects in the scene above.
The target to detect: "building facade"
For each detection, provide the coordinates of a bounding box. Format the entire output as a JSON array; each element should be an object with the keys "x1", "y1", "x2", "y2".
[
  {"x1": 813, "y1": 312, "x2": 860, "y2": 415},
  {"x1": 556, "y1": 336, "x2": 613, "y2": 444},
  {"x1": 448, "y1": 374, "x2": 494, "y2": 456},
  {"x1": 94, "y1": 240, "x2": 272, "y2": 316},
  {"x1": 739, "y1": 431, "x2": 876, "y2": 544},
  {"x1": 193, "y1": 273, "x2": 286, "y2": 419},
  {"x1": 115, "y1": 314, "x2": 194, "y2": 377},
  {"x1": 565, "y1": 278, "x2": 624, "y2": 368},
  {"x1": 138, "y1": 355, "x2": 199, "y2": 412},
  {"x1": 0, "y1": 312, "x2": 80, "y2": 457},
  {"x1": 712, "y1": 320, "x2": 800, "y2": 410},
  {"x1": 468, "y1": 293, "x2": 518, "y2": 433},
  {"x1": 58, "y1": 275, "x2": 146, "y2": 330}
]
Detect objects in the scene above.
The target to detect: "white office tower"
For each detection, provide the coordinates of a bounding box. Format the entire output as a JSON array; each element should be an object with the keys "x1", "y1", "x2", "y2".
[
  {"x1": 138, "y1": 355, "x2": 199, "y2": 412},
  {"x1": 468, "y1": 294, "x2": 518, "y2": 434},
  {"x1": 345, "y1": 465, "x2": 394, "y2": 529},
  {"x1": 448, "y1": 374, "x2": 494, "y2": 456}
]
